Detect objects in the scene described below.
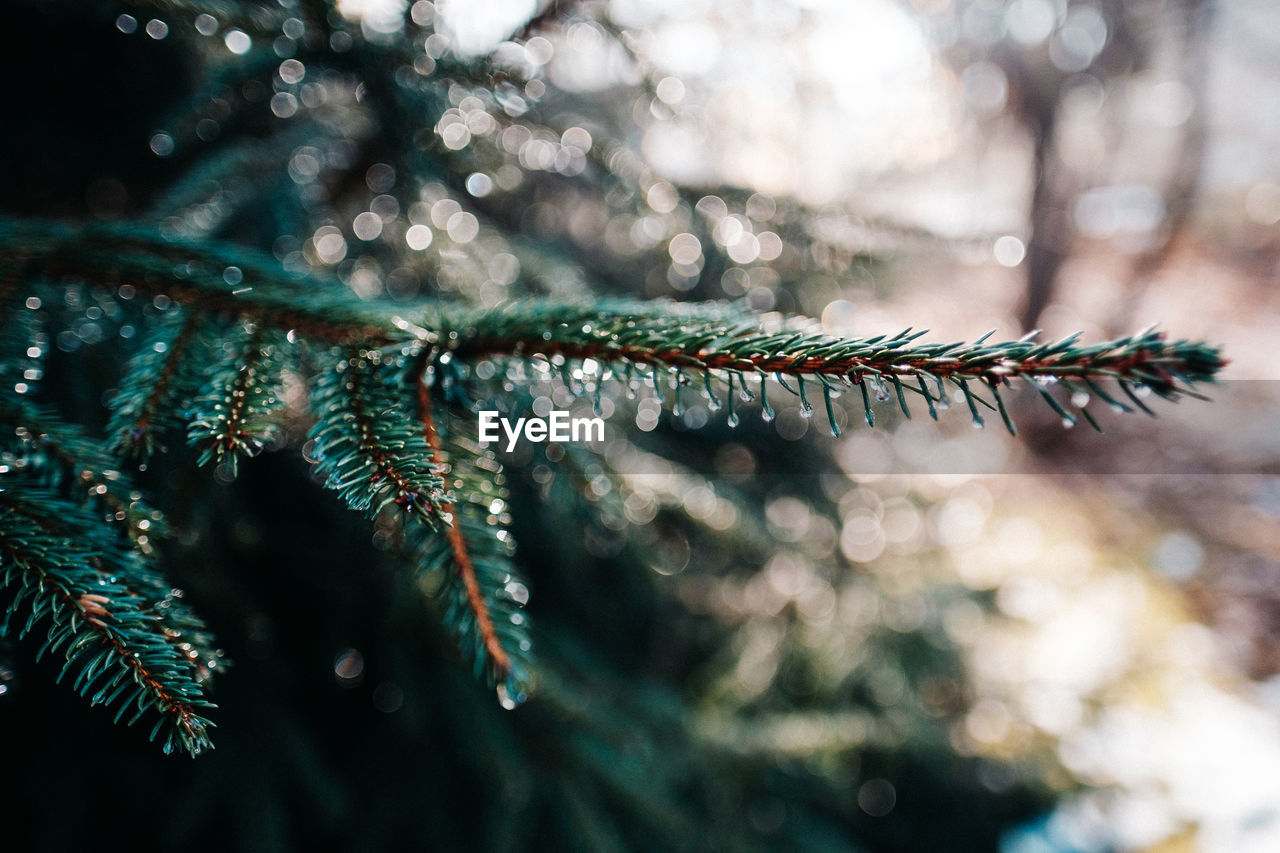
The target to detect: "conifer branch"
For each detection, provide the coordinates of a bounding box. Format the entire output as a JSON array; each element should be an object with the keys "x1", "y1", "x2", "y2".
[
  {"x1": 188, "y1": 324, "x2": 291, "y2": 475},
  {"x1": 417, "y1": 378, "x2": 511, "y2": 674},
  {"x1": 0, "y1": 489, "x2": 215, "y2": 756},
  {"x1": 0, "y1": 398, "x2": 159, "y2": 550},
  {"x1": 0, "y1": 0, "x2": 1238, "y2": 801},
  {"x1": 0, "y1": 218, "x2": 1227, "y2": 721},
  {"x1": 4, "y1": 221, "x2": 1225, "y2": 438},
  {"x1": 445, "y1": 299, "x2": 1225, "y2": 433},
  {"x1": 0, "y1": 397, "x2": 225, "y2": 684},
  {"x1": 47, "y1": 250, "x2": 397, "y2": 347},
  {"x1": 309, "y1": 350, "x2": 450, "y2": 524},
  {"x1": 107, "y1": 311, "x2": 206, "y2": 458},
  {"x1": 416, "y1": 373, "x2": 531, "y2": 703},
  {"x1": 3, "y1": 220, "x2": 403, "y2": 346}
]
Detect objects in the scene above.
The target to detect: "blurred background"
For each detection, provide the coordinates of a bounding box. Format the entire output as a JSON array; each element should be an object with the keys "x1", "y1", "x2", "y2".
[{"x1": 2, "y1": 1, "x2": 1279, "y2": 851}]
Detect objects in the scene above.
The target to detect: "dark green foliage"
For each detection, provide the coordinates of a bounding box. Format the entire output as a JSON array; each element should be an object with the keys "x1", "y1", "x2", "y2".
[
  {"x1": 0, "y1": 1, "x2": 1232, "y2": 849},
  {"x1": 187, "y1": 323, "x2": 291, "y2": 475},
  {"x1": 1, "y1": 396, "x2": 160, "y2": 549},
  {"x1": 448, "y1": 298, "x2": 1224, "y2": 436},
  {"x1": 106, "y1": 308, "x2": 208, "y2": 458},
  {"x1": 0, "y1": 393, "x2": 224, "y2": 749},
  {"x1": 0, "y1": 219, "x2": 402, "y2": 342},
  {"x1": 0, "y1": 221, "x2": 1224, "y2": 755},
  {"x1": 414, "y1": 400, "x2": 532, "y2": 704},
  {"x1": 308, "y1": 349, "x2": 450, "y2": 525},
  {"x1": 0, "y1": 485, "x2": 215, "y2": 756}
]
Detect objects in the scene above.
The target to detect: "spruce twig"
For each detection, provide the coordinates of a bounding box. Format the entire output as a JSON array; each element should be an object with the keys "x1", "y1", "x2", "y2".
[
  {"x1": 445, "y1": 299, "x2": 1224, "y2": 433},
  {"x1": 0, "y1": 489, "x2": 215, "y2": 756},
  {"x1": 188, "y1": 324, "x2": 291, "y2": 475},
  {"x1": 309, "y1": 350, "x2": 451, "y2": 524},
  {"x1": 107, "y1": 311, "x2": 205, "y2": 458},
  {"x1": 416, "y1": 371, "x2": 531, "y2": 705},
  {"x1": 0, "y1": 399, "x2": 225, "y2": 684}
]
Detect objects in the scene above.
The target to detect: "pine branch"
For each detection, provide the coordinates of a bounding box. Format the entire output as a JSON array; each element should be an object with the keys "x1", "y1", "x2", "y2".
[
  {"x1": 4, "y1": 221, "x2": 1226, "y2": 439},
  {"x1": 0, "y1": 487, "x2": 215, "y2": 756},
  {"x1": 444, "y1": 299, "x2": 1225, "y2": 434},
  {"x1": 188, "y1": 323, "x2": 292, "y2": 475},
  {"x1": 24, "y1": 220, "x2": 337, "y2": 297},
  {"x1": 0, "y1": 397, "x2": 160, "y2": 550},
  {"x1": 0, "y1": 396, "x2": 225, "y2": 684},
  {"x1": 106, "y1": 310, "x2": 206, "y2": 458},
  {"x1": 416, "y1": 375, "x2": 532, "y2": 705},
  {"x1": 309, "y1": 350, "x2": 451, "y2": 524},
  {"x1": 4, "y1": 220, "x2": 406, "y2": 346}
]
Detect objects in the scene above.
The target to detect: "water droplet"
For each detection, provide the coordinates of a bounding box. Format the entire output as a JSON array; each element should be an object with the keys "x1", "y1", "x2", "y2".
[
  {"x1": 497, "y1": 684, "x2": 519, "y2": 710},
  {"x1": 972, "y1": 420, "x2": 984, "y2": 430},
  {"x1": 1061, "y1": 418, "x2": 1076, "y2": 429},
  {"x1": 1070, "y1": 391, "x2": 1091, "y2": 407},
  {"x1": 1034, "y1": 375, "x2": 1058, "y2": 387},
  {"x1": 799, "y1": 405, "x2": 814, "y2": 419},
  {"x1": 1134, "y1": 384, "x2": 1152, "y2": 398},
  {"x1": 761, "y1": 409, "x2": 775, "y2": 423},
  {"x1": 706, "y1": 395, "x2": 721, "y2": 412},
  {"x1": 726, "y1": 413, "x2": 740, "y2": 428}
]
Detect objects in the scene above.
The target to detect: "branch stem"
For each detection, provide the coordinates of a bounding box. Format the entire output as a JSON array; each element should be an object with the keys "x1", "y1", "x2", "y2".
[{"x1": 415, "y1": 371, "x2": 512, "y2": 681}]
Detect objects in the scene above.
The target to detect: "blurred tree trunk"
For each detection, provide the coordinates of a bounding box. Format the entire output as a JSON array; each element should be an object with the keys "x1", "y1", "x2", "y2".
[
  {"x1": 1109, "y1": 0, "x2": 1212, "y2": 334},
  {"x1": 1018, "y1": 99, "x2": 1067, "y2": 333}
]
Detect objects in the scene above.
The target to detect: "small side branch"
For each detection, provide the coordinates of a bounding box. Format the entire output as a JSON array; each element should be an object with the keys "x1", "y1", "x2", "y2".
[
  {"x1": 416, "y1": 373, "x2": 513, "y2": 683},
  {"x1": 0, "y1": 493, "x2": 215, "y2": 755},
  {"x1": 308, "y1": 351, "x2": 451, "y2": 523},
  {"x1": 136, "y1": 314, "x2": 201, "y2": 434},
  {"x1": 444, "y1": 300, "x2": 1224, "y2": 433}
]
